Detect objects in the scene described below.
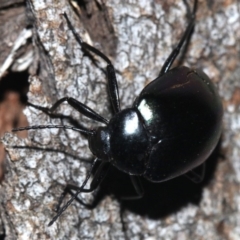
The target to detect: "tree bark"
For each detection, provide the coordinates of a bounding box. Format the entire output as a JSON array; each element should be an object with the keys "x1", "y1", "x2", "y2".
[{"x1": 1, "y1": 0, "x2": 240, "y2": 239}]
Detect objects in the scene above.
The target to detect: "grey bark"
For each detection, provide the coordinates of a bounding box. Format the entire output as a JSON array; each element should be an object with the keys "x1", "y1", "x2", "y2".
[{"x1": 1, "y1": 0, "x2": 240, "y2": 239}]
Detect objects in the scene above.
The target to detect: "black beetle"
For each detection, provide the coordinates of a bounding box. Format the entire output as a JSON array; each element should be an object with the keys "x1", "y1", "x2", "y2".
[{"x1": 13, "y1": 0, "x2": 223, "y2": 225}]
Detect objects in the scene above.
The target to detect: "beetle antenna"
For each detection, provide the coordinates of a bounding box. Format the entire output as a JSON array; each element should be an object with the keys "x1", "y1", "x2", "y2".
[{"x1": 12, "y1": 125, "x2": 93, "y2": 135}]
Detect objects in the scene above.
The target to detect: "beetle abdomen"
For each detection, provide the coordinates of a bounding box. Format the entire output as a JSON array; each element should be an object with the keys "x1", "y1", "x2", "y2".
[{"x1": 134, "y1": 66, "x2": 223, "y2": 182}]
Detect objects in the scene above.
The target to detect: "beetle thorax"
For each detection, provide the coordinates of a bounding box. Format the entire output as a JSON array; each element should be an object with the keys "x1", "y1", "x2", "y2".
[
  {"x1": 89, "y1": 108, "x2": 150, "y2": 175},
  {"x1": 109, "y1": 108, "x2": 150, "y2": 175}
]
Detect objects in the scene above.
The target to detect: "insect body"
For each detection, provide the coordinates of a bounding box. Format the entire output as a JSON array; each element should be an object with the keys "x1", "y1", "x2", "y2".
[
  {"x1": 13, "y1": 0, "x2": 223, "y2": 225},
  {"x1": 91, "y1": 66, "x2": 222, "y2": 183}
]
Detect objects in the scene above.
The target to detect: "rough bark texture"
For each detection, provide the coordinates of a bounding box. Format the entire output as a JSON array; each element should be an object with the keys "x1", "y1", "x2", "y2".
[{"x1": 1, "y1": 0, "x2": 240, "y2": 239}]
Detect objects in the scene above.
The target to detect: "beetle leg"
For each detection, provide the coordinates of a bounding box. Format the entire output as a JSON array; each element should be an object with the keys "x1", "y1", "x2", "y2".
[
  {"x1": 130, "y1": 176, "x2": 144, "y2": 199},
  {"x1": 49, "y1": 97, "x2": 108, "y2": 124},
  {"x1": 55, "y1": 183, "x2": 98, "y2": 211},
  {"x1": 76, "y1": 161, "x2": 111, "y2": 194},
  {"x1": 106, "y1": 64, "x2": 121, "y2": 114},
  {"x1": 62, "y1": 13, "x2": 121, "y2": 114},
  {"x1": 27, "y1": 98, "x2": 108, "y2": 124},
  {"x1": 184, "y1": 162, "x2": 205, "y2": 183},
  {"x1": 159, "y1": 0, "x2": 197, "y2": 76},
  {"x1": 122, "y1": 176, "x2": 144, "y2": 200},
  {"x1": 48, "y1": 159, "x2": 110, "y2": 226}
]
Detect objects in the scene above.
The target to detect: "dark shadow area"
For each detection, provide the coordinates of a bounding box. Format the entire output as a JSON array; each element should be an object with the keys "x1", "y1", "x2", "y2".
[
  {"x1": 0, "y1": 70, "x2": 29, "y2": 103},
  {"x1": 0, "y1": 234, "x2": 5, "y2": 240},
  {"x1": 0, "y1": 70, "x2": 29, "y2": 239},
  {"x1": 88, "y1": 138, "x2": 222, "y2": 219}
]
